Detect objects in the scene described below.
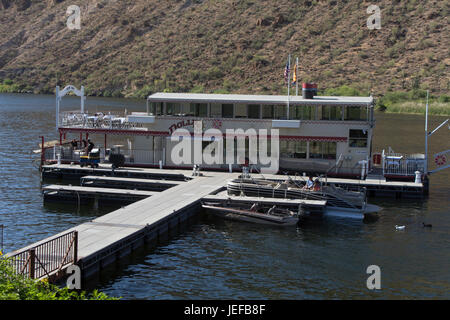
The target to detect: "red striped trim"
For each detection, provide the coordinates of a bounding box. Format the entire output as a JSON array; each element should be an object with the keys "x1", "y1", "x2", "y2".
[{"x1": 58, "y1": 128, "x2": 347, "y2": 142}]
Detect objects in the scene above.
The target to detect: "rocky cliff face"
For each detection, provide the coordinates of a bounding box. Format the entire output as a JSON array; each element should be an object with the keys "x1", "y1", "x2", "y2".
[{"x1": 0, "y1": 0, "x2": 448, "y2": 97}]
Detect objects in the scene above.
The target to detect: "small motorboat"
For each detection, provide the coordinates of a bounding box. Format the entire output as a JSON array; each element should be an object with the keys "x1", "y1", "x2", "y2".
[
  {"x1": 227, "y1": 177, "x2": 382, "y2": 219},
  {"x1": 202, "y1": 201, "x2": 300, "y2": 226}
]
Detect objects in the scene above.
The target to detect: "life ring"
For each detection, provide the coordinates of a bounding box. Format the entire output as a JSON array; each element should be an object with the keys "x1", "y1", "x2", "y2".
[
  {"x1": 212, "y1": 119, "x2": 222, "y2": 129},
  {"x1": 435, "y1": 154, "x2": 446, "y2": 166}
]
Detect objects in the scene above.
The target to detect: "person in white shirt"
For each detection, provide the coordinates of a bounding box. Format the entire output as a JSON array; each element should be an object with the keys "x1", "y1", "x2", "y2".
[{"x1": 304, "y1": 176, "x2": 314, "y2": 190}]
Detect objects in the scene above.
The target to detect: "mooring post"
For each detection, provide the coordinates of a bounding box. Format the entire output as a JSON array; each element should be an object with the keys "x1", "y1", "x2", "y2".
[
  {"x1": 29, "y1": 249, "x2": 36, "y2": 279},
  {"x1": 40, "y1": 136, "x2": 45, "y2": 168}
]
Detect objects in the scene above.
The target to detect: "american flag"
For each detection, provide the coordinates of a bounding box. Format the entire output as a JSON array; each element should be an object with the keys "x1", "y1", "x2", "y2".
[{"x1": 284, "y1": 60, "x2": 290, "y2": 83}]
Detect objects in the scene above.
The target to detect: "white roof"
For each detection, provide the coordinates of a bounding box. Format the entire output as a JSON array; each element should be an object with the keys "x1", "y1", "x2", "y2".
[{"x1": 147, "y1": 92, "x2": 374, "y2": 106}]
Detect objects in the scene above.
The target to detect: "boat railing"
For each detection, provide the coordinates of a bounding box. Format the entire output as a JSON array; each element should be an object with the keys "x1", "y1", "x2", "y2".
[
  {"x1": 381, "y1": 149, "x2": 426, "y2": 176},
  {"x1": 59, "y1": 111, "x2": 146, "y2": 131}
]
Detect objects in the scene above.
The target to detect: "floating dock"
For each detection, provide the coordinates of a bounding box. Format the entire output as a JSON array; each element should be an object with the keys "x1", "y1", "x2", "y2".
[
  {"x1": 80, "y1": 175, "x2": 182, "y2": 191},
  {"x1": 42, "y1": 185, "x2": 158, "y2": 204}
]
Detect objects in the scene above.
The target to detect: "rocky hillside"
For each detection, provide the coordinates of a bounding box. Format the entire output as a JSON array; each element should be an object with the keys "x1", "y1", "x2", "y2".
[{"x1": 0, "y1": 0, "x2": 448, "y2": 98}]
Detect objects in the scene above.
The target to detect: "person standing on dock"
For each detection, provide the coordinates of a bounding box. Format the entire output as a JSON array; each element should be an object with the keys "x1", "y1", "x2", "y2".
[{"x1": 86, "y1": 139, "x2": 94, "y2": 155}]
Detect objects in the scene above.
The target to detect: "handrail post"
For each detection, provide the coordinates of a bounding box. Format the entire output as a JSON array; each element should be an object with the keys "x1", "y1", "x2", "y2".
[
  {"x1": 73, "y1": 231, "x2": 78, "y2": 264},
  {"x1": 29, "y1": 249, "x2": 36, "y2": 279}
]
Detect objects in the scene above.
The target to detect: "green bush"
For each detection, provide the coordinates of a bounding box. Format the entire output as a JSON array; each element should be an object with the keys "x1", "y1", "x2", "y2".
[
  {"x1": 0, "y1": 256, "x2": 118, "y2": 300},
  {"x1": 0, "y1": 79, "x2": 21, "y2": 93}
]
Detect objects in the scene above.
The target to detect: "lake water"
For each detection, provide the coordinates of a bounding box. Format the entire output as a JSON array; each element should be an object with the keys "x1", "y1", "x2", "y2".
[{"x1": 0, "y1": 93, "x2": 449, "y2": 299}]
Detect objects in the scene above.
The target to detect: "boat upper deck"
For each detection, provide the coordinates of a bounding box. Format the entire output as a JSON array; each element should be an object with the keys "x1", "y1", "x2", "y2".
[
  {"x1": 58, "y1": 93, "x2": 375, "y2": 133},
  {"x1": 147, "y1": 93, "x2": 374, "y2": 106}
]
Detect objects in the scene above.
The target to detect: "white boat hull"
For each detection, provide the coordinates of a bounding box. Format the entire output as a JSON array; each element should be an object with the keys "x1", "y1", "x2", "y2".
[{"x1": 324, "y1": 203, "x2": 382, "y2": 219}]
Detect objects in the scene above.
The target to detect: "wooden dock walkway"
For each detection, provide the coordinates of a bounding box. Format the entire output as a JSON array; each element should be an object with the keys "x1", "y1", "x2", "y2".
[{"x1": 11, "y1": 172, "x2": 239, "y2": 280}]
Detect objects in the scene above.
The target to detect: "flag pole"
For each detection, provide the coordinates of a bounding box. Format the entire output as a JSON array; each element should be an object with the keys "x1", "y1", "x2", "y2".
[
  {"x1": 425, "y1": 90, "x2": 429, "y2": 175},
  {"x1": 287, "y1": 54, "x2": 291, "y2": 119},
  {"x1": 295, "y1": 57, "x2": 299, "y2": 96}
]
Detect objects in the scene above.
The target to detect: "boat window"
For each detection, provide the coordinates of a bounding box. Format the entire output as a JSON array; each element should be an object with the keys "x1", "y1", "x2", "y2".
[
  {"x1": 210, "y1": 103, "x2": 222, "y2": 118},
  {"x1": 262, "y1": 105, "x2": 274, "y2": 119},
  {"x1": 280, "y1": 140, "x2": 307, "y2": 159},
  {"x1": 166, "y1": 103, "x2": 174, "y2": 115},
  {"x1": 235, "y1": 104, "x2": 247, "y2": 118},
  {"x1": 273, "y1": 105, "x2": 287, "y2": 120},
  {"x1": 289, "y1": 105, "x2": 302, "y2": 120},
  {"x1": 151, "y1": 102, "x2": 163, "y2": 115},
  {"x1": 185, "y1": 104, "x2": 195, "y2": 116},
  {"x1": 248, "y1": 104, "x2": 260, "y2": 119},
  {"x1": 167, "y1": 103, "x2": 191, "y2": 116},
  {"x1": 301, "y1": 105, "x2": 315, "y2": 120},
  {"x1": 323, "y1": 142, "x2": 337, "y2": 159},
  {"x1": 310, "y1": 141, "x2": 337, "y2": 159},
  {"x1": 222, "y1": 104, "x2": 234, "y2": 118},
  {"x1": 191, "y1": 103, "x2": 207, "y2": 117},
  {"x1": 322, "y1": 105, "x2": 343, "y2": 120},
  {"x1": 345, "y1": 106, "x2": 366, "y2": 121},
  {"x1": 349, "y1": 129, "x2": 368, "y2": 148}
]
